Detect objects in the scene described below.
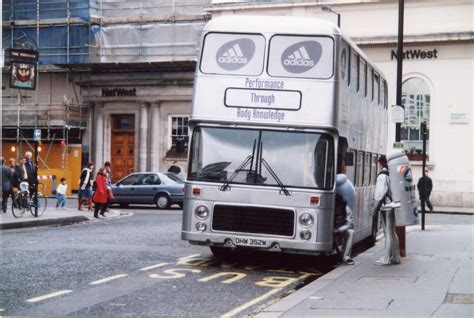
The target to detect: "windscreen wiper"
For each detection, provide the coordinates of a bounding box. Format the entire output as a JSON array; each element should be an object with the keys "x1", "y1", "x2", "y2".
[
  {"x1": 261, "y1": 157, "x2": 291, "y2": 196},
  {"x1": 220, "y1": 140, "x2": 256, "y2": 192}
]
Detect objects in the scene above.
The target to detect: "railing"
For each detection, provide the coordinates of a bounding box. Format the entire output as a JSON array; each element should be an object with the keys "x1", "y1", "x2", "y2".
[{"x1": 1, "y1": 103, "x2": 88, "y2": 128}]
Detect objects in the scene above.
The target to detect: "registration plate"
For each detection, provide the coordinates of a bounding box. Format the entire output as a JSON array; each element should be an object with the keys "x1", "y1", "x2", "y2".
[{"x1": 234, "y1": 237, "x2": 268, "y2": 247}]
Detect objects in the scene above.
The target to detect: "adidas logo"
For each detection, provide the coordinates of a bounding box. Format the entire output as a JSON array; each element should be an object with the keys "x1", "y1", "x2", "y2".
[
  {"x1": 281, "y1": 41, "x2": 322, "y2": 74},
  {"x1": 216, "y1": 38, "x2": 255, "y2": 71},
  {"x1": 218, "y1": 44, "x2": 248, "y2": 65},
  {"x1": 283, "y1": 46, "x2": 314, "y2": 67}
]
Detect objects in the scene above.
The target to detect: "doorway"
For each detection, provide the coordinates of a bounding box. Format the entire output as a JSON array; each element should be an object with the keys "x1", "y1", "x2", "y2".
[{"x1": 111, "y1": 115, "x2": 135, "y2": 183}]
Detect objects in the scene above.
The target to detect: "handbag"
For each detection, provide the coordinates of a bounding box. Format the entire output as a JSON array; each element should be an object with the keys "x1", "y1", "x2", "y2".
[{"x1": 107, "y1": 188, "x2": 114, "y2": 201}]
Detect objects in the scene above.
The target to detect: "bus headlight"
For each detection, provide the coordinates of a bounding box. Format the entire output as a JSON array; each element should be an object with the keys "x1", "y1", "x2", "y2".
[
  {"x1": 195, "y1": 205, "x2": 209, "y2": 220},
  {"x1": 299, "y1": 212, "x2": 314, "y2": 227},
  {"x1": 195, "y1": 222, "x2": 207, "y2": 232},
  {"x1": 300, "y1": 230, "x2": 312, "y2": 241}
]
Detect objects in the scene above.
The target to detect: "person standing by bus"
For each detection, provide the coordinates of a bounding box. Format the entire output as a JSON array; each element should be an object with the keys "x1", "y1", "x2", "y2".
[
  {"x1": 370, "y1": 155, "x2": 401, "y2": 266},
  {"x1": 417, "y1": 168, "x2": 433, "y2": 213},
  {"x1": 334, "y1": 173, "x2": 356, "y2": 265}
]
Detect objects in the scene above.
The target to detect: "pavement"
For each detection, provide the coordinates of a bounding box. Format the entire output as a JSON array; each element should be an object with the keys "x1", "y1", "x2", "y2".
[
  {"x1": 0, "y1": 197, "x2": 121, "y2": 230},
  {"x1": 256, "y1": 212, "x2": 474, "y2": 318}
]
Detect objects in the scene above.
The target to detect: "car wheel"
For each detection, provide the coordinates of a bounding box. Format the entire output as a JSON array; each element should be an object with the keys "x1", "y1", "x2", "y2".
[
  {"x1": 119, "y1": 203, "x2": 129, "y2": 208},
  {"x1": 155, "y1": 194, "x2": 171, "y2": 209}
]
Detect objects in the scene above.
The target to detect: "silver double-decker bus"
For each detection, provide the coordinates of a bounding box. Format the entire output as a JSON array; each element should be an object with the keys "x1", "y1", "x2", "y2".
[{"x1": 182, "y1": 16, "x2": 389, "y2": 256}]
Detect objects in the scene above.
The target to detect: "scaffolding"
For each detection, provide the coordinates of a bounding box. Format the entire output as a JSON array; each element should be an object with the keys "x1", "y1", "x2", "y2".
[{"x1": 2, "y1": 0, "x2": 209, "y2": 147}]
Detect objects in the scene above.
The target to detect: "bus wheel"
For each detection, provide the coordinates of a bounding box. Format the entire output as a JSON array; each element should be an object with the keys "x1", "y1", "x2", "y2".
[
  {"x1": 368, "y1": 213, "x2": 379, "y2": 245},
  {"x1": 210, "y1": 246, "x2": 232, "y2": 257}
]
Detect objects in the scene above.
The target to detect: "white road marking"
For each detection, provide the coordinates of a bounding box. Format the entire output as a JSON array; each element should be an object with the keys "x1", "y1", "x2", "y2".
[
  {"x1": 89, "y1": 274, "x2": 128, "y2": 285},
  {"x1": 139, "y1": 262, "x2": 169, "y2": 271},
  {"x1": 26, "y1": 290, "x2": 73, "y2": 303},
  {"x1": 178, "y1": 254, "x2": 201, "y2": 260},
  {"x1": 220, "y1": 288, "x2": 282, "y2": 318}
]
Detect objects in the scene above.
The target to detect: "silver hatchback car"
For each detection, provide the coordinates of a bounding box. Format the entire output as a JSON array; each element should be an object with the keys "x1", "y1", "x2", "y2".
[{"x1": 111, "y1": 172, "x2": 184, "y2": 209}]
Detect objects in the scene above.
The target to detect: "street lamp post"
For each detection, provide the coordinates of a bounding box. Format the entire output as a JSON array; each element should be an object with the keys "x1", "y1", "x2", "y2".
[{"x1": 321, "y1": 6, "x2": 341, "y2": 28}]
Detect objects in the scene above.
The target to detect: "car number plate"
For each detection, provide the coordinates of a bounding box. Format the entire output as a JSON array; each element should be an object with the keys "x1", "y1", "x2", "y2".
[{"x1": 234, "y1": 237, "x2": 268, "y2": 247}]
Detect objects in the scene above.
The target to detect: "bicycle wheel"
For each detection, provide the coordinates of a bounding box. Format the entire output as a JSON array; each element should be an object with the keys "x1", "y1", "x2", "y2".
[
  {"x1": 30, "y1": 192, "x2": 47, "y2": 217},
  {"x1": 11, "y1": 193, "x2": 27, "y2": 218}
]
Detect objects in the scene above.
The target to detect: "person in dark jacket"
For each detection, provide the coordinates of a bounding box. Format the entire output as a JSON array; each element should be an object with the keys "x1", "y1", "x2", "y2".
[
  {"x1": 16, "y1": 157, "x2": 29, "y2": 184},
  {"x1": 24, "y1": 151, "x2": 37, "y2": 193},
  {"x1": 92, "y1": 168, "x2": 108, "y2": 218},
  {"x1": 2, "y1": 158, "x2": 14, "y2": 213},
  {"x1": 79, "y1": 162, "x2": 94, "y2": 211},
  {"x1": 168, "y1": 160, "x2": 181, "y2": 174},
  {"x1": 417, "y1": 168, "x2": 433, "y2": 213}
]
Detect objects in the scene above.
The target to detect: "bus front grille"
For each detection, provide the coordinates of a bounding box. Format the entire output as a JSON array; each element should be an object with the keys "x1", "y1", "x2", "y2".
[{"x1": 212, "y1": 205, "x2": 294, "y2": 237}]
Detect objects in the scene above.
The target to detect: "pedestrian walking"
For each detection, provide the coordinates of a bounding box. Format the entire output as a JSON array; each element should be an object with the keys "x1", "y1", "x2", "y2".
[
  {"x1": 369, "y1": 155, "x2": 401, "y2": 266},
  {"x1": 79, "y1": 162, "x2": 94, "y2": 211},
  {"x1": 104, "y1": 161, "x2": 114, "y2": 212},
  {"x1": 417, "y1": 168, "x2": 433, "y2": 213},
  {"x1": 56, "y1": 178, "x2": 67, "y2": 208},
  {"x1": 334, "y1": 173, "x2": 356, "y2": 265},
  {"x1": 2, "y1": 158, "x2": 14, "y2": 213},
  {"x1": 168, "y1": 160, "x2": 181, "y2": 174},
  {"x1": 92, "y1": 167, "x2": 108, "y2": 218}
]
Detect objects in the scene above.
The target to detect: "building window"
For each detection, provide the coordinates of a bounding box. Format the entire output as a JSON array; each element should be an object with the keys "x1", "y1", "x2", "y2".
[
  {"x1": 401, "y1": 77, "x2": 430, "y2": 155},
  {"x1": 167, "y1": 115, "x2": 189, "y2": 157}
]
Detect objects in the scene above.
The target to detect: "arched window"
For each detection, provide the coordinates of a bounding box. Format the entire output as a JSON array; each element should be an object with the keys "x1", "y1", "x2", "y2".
[{"x1": 401, "y1": 77, "x2": 430, "y2": 153}]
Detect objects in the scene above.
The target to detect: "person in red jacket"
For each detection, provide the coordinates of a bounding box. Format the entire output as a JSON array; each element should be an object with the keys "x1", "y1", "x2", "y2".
[{"x1": 92, "y1": 168, "x2": 108, "y2": 218}]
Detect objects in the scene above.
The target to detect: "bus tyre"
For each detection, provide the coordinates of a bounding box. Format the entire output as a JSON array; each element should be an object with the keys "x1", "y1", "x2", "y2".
[
  {"x1": 210, "y1": 246, "x2": 232, "y2": 257},
  {"x1": 155, "y1": 194, "x2": 171, "y2": 209}
]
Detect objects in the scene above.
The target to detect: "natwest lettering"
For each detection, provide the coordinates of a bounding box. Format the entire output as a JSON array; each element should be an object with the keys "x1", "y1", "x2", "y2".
[
  {"x1": 102, "y1": 88, "x2": 137, "y2": 97},
  {"x1": 391, "y1": 49, "x2": 438, "y2": 60}
]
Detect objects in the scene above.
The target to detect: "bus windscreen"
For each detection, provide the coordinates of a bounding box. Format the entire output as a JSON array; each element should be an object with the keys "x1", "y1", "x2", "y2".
[{"x1": 188, "y1": 127, "x2": 334, "y2": 189}]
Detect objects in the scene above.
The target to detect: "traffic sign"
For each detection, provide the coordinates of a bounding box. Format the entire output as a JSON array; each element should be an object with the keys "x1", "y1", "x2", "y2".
[{"x1": 34, "y1": 129, "x2": 41, "y2": 141}]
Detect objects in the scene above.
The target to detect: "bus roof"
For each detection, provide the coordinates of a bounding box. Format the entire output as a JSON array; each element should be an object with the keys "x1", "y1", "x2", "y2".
[
  {"x1": 204, "y1": 15, "x2": 381, "y2": 76},
  {"x1": 205, "y1": 15, "x2": 340, "y2": 36}
]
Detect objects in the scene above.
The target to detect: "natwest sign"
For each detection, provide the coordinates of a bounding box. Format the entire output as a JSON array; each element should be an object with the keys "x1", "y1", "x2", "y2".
[{"x1": 391, "y1": 49, "x2": 438, "y2": 60}]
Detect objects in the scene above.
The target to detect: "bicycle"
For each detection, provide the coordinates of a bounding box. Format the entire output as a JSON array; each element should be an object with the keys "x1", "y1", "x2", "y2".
[{"x1": 11, "y1": 182, "x2": 48, "y2": 218}]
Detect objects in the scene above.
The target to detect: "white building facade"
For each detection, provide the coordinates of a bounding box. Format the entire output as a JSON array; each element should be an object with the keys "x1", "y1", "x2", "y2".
[{"x1": 206, "y1": 0, "x2": 473, "y2": 208}]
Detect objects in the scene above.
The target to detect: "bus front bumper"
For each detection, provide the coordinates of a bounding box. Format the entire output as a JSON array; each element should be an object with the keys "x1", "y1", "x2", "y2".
[{"x1": 181, "y1": 231, "x2": 332, "y2": 254}]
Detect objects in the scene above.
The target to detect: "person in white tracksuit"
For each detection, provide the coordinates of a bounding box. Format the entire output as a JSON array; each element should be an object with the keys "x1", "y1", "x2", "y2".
[{"x1": 370, "y1": 155, "x2": 401, "y2": 265}]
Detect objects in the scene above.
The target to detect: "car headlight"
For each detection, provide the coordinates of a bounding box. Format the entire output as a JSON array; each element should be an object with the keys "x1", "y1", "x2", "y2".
[
  {"x1": 299, "y1": 212, "x2": 314, "y2": 227},
  {"x1": 195, "y1": 205, "x2": 209, "y2": 220}
]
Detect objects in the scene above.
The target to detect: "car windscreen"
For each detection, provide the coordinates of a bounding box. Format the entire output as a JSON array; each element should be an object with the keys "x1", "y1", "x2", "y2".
[
  {"x1": 188, "y1": 127, "x2": 334, "y2": 189},
  {"x1": 162, "y1": 173, "x2": 184, "y2": 184}
]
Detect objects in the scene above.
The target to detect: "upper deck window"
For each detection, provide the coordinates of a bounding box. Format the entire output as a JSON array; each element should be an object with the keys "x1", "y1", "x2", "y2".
[
  {"x1": 350, "y1": 51, "x2": 359, "y2": 91},
  {"x1": 267, "y1": 35, "x2": 334, "y2": 79},
  {"x1": 200, "y1": 32, "x2": 266, "y2": 76}
]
